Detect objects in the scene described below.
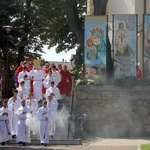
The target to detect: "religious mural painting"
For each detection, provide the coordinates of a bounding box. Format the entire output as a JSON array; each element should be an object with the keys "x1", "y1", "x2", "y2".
[
  {"x1": 84, "y1": 16, "x2": 107, "y2": 79},
  {"x1": 143, "y1": 14, "x2": 150, "y2": 78},
  {"x1": 113, "y1": 14, "x2": 137, "y2": 78}
]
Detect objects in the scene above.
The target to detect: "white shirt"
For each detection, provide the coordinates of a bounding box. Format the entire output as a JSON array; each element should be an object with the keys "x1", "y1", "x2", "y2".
[
  {"x1": 46, "y1": 86, "x2": 60, "y2": 100},
  {"x1": 18, "y1": 71, "x2": 29, "y2": 84},
  {"x1": 52, "y1": 70, "x2": 61, "y2": 84},
  {"x1": 26, "y1": 98, "x2": 38, "y2": 114},
  {"x1": 43, "y1": 75, "x2": 57, "y2": 88},
  {"x1": 17, "y1": 86, "x2": 29, "y2": 100},
  {"x1": 29, "y1": 69, "x2": 45, "y2": 82}
]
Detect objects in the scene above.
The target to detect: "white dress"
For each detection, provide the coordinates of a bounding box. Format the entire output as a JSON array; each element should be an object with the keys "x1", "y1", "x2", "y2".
[
  {"x1": 36, "y1": 106, "x2": 51, "y2": 144},
  {"x1": 17, "y1": 86, "x2": 29, "y2": 100},
  {"x1": 0, "y1": 107, "x2": 12, "y2": 142},
  {"x1": 29, "y1": 69, "x2": 45, "y2": 101},
  {"x1": 16, "y1": 106, "x2": 30, "y2": 143},
  {"x1": 47, "y1": 98, "x2": 58, "y2": 136},
  {"x1": 26, "y1": 98, "x2": 39, "y2": 133},
  {"x1": 8, "y1": 101, "x2": 21, "y2": 136}
]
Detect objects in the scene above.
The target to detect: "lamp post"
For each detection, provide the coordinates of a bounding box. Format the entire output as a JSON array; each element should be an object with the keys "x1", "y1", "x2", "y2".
[
  {"x1": 2, "y1": 25, "x2": 13, "y2": 74},
  {"x1": 2, "y1": 25, "x2": 13, "y2": 97}
]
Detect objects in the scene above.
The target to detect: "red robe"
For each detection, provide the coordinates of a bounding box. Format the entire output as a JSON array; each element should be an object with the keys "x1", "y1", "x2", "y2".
[
  {"x1": 64, "y1": 70, "x2": 72, "y2": 96},
  {"x1": 57, "y1": 69, "x2": 67, "y2": 95}
]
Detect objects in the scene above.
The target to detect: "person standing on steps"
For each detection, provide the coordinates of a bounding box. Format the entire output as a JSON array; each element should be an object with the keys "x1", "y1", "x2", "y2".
[
  {"x1": 0, "y1": 100, "x2": 12, "y2": 146},
  {"x1": 37, "y1": 100, "x2": 51, "y2": 146},
  {"x1": 16, "y1": 99, "x2": 30, "y2": 146}
]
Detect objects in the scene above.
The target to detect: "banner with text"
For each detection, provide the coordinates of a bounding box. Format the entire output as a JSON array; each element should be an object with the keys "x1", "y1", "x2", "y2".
[
  {"x1": 84, "y1": 16, "x2": 107, "y2": 79},
  {"x1": 144, "y1": 14, "x2": 150, "y2": 78},
  {"x1": 113, "y1": 14, "x2": 137, "y2": 78}
]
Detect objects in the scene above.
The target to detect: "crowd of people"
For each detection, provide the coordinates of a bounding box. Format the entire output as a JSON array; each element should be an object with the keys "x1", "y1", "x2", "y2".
[
  {"x1": 14, "y1": 61, "x2": 72, "y2": 100},
  {"x1": 0, "y1": 60, "x2": 73, "y2": 146}
]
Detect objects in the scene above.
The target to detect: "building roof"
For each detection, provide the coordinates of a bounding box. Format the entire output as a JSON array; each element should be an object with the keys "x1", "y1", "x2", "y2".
[{"x1": 48, "y1": 61, "x2": 73, "y2": 70}]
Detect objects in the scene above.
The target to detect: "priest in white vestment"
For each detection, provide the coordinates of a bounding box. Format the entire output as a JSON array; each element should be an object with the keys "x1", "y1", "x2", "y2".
[
  {"x1": 0, "y1": 100, "x2": 12, "y2": 146},
  {"x1": 47, "y1": 93, "x2": 58, "y2": 138},
  {"x1": 16, "y1": 99, "x2": 30, "y2": 146},
  {"x1": 29, "y1": 67, "x2": 45, "y2": 101},
  {"x1": 36, "y1": 100, "x2": 51, "y2": 146},
  {"x1": 8, "y1": 89, "x2": 21, "y2": 106},
  {"x1": 8, "y1": 97, "x2": 21, "y2": 138},
  {"x1": 26, "y1": 93, "x2": 38, "y2": 136},
  {"x1": 17, "y1": 80, "x2": 29, "y2": 100},
  {"x1": 43, "y1": 69, "x2": 57, "y2": 88},
  {"x1": 46, "y1": 81, "x2": 60, "y2": 100}
]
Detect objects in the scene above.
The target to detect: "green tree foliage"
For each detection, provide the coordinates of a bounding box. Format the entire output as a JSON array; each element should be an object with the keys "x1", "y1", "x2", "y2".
[
  {"x1": 0, "y1": 0, "x2": 46, "y2": 69},
  {"x1": 0, "y1": 0, "x2": 16, "y2": 69}
]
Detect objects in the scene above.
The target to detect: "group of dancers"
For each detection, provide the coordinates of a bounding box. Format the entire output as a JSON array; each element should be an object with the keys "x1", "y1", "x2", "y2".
[{"x1": 0, "y1": 60, "x2": 73, "y2": 146}]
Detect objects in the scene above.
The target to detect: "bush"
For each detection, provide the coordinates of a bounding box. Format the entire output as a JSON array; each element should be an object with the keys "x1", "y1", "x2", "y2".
[{"x1": 75, "y1": 76, "x2": 150, "y2": 88}]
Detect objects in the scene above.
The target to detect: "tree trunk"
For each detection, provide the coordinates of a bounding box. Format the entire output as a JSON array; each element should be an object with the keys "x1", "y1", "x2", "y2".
[
  {"x1": 64, "y1": 0, "x2": 84, "y2": 49},
  {"x1": 17, "y1": 0, "x2": 31, "y2": 66}
]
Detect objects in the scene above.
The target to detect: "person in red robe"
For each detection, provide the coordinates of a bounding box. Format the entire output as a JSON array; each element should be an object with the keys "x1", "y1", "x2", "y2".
[
  {"x1": 63, "y1": 65, "x2": 72, "y2": 97},
  {"x1": 15, "y1": 61, "x2": 29, "y2": 87},
  {"x1": 57, "y1": 64, "x2": 67, "y2": 99},
  {"x1": 136, "y1": 65, "x2": 142, "y2": 80}
]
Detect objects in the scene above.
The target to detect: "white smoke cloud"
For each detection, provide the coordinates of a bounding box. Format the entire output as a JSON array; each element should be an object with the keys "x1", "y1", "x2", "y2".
[
  {"x1": 26, "y1": 113, "x2": 39, "y2": 134},
  {"x1": 56, "y1": 106, "x2": 70, "y2": 129}
]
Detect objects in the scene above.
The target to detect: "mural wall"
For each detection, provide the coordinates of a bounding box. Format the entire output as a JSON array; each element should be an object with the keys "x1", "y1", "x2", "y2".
[
  {"x1": 144, "y1": 14, "x2": 150, "y2": 78},
  {"x1": 113, "y1": 14, "x2": 137, "y2": 78},
  {"x1": 84, "y1": 16, "x2": 107, "y2": 79}
]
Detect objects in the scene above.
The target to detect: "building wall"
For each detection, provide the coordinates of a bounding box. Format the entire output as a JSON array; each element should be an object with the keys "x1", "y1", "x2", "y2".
[
  {"x1": 147, "y1": 0, "x2": 150, "y2": 13},
  {"x1": 74, "y1": 85, "x2": 150, "y2": 137},
  {"x1": 108, "y1": 0, "x2": 135, "y2": 21}
]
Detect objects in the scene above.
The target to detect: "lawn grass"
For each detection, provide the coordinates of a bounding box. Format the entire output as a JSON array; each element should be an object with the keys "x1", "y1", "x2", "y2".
[{"x1": 141, "y1": 144, "x2": 150, "y2": 150}]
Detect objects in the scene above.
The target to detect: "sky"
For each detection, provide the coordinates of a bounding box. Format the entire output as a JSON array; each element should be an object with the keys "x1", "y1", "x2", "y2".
[{"x1": 41, "y1": 45, "x2": 76, "y2": 62}]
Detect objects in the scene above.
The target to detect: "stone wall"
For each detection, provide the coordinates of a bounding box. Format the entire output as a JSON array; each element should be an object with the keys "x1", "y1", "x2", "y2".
[{"x1": 74, "y1": 85, "x2": 150, "y2": 138}]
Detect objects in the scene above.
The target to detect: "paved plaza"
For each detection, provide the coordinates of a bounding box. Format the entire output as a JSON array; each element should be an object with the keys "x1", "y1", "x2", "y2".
[{"x1": 1, "y1": 138, "x2": 150, "y2": 150}]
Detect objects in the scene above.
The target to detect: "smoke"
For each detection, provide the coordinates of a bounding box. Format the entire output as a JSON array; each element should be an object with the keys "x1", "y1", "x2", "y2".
[
  {"x1": 56, "y1": 106, "x2": 70, "y2": 129},
  {"x1": 26, "y1": 113, "x2": 39, "y2": 134},
  {"x1": 25, "y1": 106, "x2": 70, "y2": 140}
]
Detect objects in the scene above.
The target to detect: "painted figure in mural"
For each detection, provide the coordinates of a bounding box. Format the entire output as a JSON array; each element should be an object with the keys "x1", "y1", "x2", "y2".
[
  {"x1": 115, "y1": 22, "x2": 129, "y2": 56},
  {"x1": 90, "y1": 27, "x2": 106, "y2": 66},
  {"x1": 85, "y1": 38, "x2": 97, "y2": 60}
]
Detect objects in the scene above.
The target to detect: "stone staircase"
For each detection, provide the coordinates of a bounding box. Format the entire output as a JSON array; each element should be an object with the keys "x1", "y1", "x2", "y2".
[{"x1": 8, "y1": 98, "x2": 81, "y2": 145}]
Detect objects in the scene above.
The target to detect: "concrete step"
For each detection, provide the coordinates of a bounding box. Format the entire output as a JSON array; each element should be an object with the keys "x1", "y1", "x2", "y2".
[{"x1": 9, "y1": 139, "x2": 81, "y2": 145}]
